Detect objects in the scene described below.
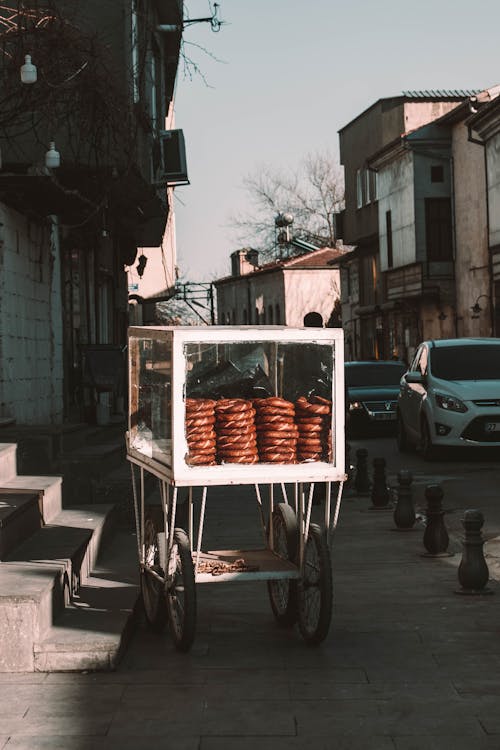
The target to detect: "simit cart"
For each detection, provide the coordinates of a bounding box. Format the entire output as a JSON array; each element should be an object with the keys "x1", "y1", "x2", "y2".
[{"x1": 126, "y1": 325, "x2": 346, "y2": 651}]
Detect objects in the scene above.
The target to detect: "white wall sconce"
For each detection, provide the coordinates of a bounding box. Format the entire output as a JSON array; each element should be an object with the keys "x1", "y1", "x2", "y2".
[
  {"x1": 45, "y1": 141, "x2": 60, "y2": 168},
  {"x1": 20, "y1": 54, "x2": 37, "y2": 84}
]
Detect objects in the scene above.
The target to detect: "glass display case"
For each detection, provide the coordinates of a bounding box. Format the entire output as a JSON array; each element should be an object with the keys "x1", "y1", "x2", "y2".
[{"x1": 127, "y1": 326, "x2": 345, "y2": 486}]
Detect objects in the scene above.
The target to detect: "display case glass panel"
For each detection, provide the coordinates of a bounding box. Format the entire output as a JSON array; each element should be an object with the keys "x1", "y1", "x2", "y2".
[
  {"x1": 127, "y1": 327, "x2": 345, "y2": 486},
  {"x1": 129, "y1": 333, "x2": 172, "y2": 463}
]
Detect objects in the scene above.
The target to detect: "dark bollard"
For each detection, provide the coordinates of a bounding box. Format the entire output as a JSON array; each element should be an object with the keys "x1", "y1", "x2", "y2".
[
  {"x1": 422, "y1": 484, "x2": 450, "y2": 556},
  {"x1": 456, "y1": 510, "x2": 492, "y2": 595},
  {"x1": 370, "y1": 457, "x2": 390, "y2": 508},
  {"x1": 393, "y1": 470, "x2": 416, "y2": 530},
  {"x1": 354, "y1": 448, "x2": 370, "y2": 495}
]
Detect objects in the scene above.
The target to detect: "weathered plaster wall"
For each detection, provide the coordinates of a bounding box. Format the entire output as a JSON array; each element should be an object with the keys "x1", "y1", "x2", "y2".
[
  {"x1": 486, "y1": 133, "x2": 500, "y2": 251},
  {"x1": 378, "y1": 151, "x2": 416, "y2": 270},
  {"x1": 284, "y1": 269, "x2": 340, "y2": 327},
  {"x1": 0, "y1": 205, "x2": 63, "y2": 423},
  {"x1": 453, "y1": 123, "x2": 491, "y2": 336}
]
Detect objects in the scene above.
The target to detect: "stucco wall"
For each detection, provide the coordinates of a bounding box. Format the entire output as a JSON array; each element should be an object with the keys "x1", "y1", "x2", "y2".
[
  {"x1": 216, "y1": 266, "x2": 340, "y2": 327},
  {"x1": 378, "y1": 151, "x2": 416, "y2": 270},
  {"x1": 404, "y1": 101, "x2": 460, "y2": 133},
  {"x1": 0, "y1": 205, "x2": 63, "y2": 423},
  {"x1": 453, "y1": 123, "x2": 490, "y2": 336},
  {"x1": 216, "y1": 272, "x2": 286, "y2": 325},
  {"x1": 486, "y1": 133, "x2": 500, "y2": 250},
  {"x1": 284, "y1": 269, "x2": 340, "y2": 327}
]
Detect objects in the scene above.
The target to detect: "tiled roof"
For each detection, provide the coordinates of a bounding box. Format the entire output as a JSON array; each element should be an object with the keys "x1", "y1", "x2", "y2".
[
  {"x1": 402, "y1": 89, "x2": 481, "y2": 99},
  {"x1": 283, "y1": 247, "x2": 346, "y2": 268}
]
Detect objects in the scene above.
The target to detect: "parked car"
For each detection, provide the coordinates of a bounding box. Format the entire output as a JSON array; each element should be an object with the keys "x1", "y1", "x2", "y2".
[
  {"x1": 345, "y1": 360, "x2": 407, "y2": 435},
  {"x1": 397, "y1": 337, "x2": 500, "y2": 459}
]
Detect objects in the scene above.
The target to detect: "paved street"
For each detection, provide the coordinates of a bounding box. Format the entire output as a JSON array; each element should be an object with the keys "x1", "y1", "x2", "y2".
[{"x1": 1, "y1": 436, "x2": 500, "y2": 748}]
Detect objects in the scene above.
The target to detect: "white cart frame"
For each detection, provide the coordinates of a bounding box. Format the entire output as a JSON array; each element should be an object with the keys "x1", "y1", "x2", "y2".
[{"x1": 127, "y1": 326, "x2": 346, "y2": 649}]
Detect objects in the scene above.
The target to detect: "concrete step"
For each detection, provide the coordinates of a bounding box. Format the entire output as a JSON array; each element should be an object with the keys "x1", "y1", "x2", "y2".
[
  {"x1": 0, "y1": 475, "x2": 62, "y2": 524},
  {"x1": 34, "y1": 529, "x2": 139, "y2": 672},
  {"x1": 0, "y1": 504, "x2": 115, "y2": 672},
  {"x1": 0, "y1": 490, "x2": 42, "y2": 560}
]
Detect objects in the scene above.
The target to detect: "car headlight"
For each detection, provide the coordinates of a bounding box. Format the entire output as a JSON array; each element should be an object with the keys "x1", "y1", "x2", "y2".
[
  {"x1": 349, "y1": 401, "x2": 363, "y2": 411},
  {"x1": 434, "y1": 392, "x2": 468, "y2": 413}
]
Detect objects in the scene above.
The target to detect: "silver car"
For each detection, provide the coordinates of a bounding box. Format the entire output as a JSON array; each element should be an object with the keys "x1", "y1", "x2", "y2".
[{"x1": 397, "y1": 338, "x2": 500, "y2": 459}]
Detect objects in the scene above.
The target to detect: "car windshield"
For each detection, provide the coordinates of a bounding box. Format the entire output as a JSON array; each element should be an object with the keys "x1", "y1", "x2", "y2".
[
  {"x1": 345, "y1": 363, "x2": 406, "y2": 387},
  {"x1": 430, "y1": 345, "x2": 500, "y2": 380}
]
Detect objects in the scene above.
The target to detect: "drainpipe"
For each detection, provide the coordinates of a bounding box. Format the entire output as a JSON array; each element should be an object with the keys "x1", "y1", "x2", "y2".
[{"x1": 467, "y1": 122, "x2": 495, "y2": 336}]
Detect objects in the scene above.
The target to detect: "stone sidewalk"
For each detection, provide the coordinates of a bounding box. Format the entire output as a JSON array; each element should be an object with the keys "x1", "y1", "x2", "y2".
[{"x1": 1, "y1": 482, "x2": 500, "y2": 749}]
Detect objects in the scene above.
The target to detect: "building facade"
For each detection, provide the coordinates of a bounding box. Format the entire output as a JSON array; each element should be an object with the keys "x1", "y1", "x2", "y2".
[
  {"x1": 0, "y1": 0, "x2": 184, "y2": 424},
  {"x1": 214, "y1": 246, "x2": 346, "y2": 328},
  {"x1": 338, "y1": 89, "x2": 498, "y2": 363}
]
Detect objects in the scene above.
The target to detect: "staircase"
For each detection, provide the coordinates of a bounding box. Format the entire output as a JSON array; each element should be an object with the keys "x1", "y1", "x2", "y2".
[{"x1": 0, "y1": 442, "x2": 140, "y2": 673}]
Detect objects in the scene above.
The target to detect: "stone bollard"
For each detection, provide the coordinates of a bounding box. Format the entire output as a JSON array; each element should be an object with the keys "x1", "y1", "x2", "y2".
[
  {"x1": 370, "y1": 457, "x2": 390, "y2": 508},
  {"x1": 456, "y1": 510, "x2": 492, "y2": 595},
  {"x1": 393, "y1": 470, "x2": 416, "y2": 530},
  {"x1": 354, "y1": 448, "x2": 370, "y2": 495},
  {"x1": 422, "y1": 484, "x2": 450, "y2": 556}
]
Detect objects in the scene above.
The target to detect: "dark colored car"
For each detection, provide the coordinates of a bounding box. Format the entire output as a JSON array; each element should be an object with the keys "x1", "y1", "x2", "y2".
[{"x1": 345, "y1": 360, "x2": 407, "y2": 434}]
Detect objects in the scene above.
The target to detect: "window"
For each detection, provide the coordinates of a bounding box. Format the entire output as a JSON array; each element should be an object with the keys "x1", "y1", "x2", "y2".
[
  {"x1": 268, "y1": 304, "x2": 274, "y2": 324},
  {"x1": 275, "y1": 304, "x2": 281, "y2": 324},
  {"x1": 425, "y1": 198, "x2": 453, "y2": 261},
  {"x1": 431, "y1": 165, "x2": 444, "y2": 183},
  {"x1": 386, "y1": 210, "x2": 393, "y2": 268},
  {"x1": 243, "y1": 308, "x2": 248, "y2": 324},
  {"x1": 356, "y1": 169, "x2": 363, "y2": 208},
  {"x1": 365, "y1": 169, "x2": 371, "y2": 203}
]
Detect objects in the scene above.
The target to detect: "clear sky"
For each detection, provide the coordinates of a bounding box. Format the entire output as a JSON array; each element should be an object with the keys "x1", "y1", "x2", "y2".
[{"x1": 173, "y1": 0, "x2": 500, "y2": 283}]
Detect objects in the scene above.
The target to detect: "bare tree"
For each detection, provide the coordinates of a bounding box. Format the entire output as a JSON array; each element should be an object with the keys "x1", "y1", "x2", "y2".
[{"x1": 231, "y1": 150, "x2": 344, "y2": 260}]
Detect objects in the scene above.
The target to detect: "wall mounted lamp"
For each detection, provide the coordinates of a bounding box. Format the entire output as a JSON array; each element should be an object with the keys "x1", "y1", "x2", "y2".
[
  {"x1": 20, "y1": 54, "x2": 37, "y2": 84},
  {"x1": 137, "y1": 254, "x2": 147, "y2": 278},
  {"x1": 45, "y1": 141, "x2": 60, "y2": 168},
  {"x1": 470, "y1": 294, "x2": 491, "y2": 319}
]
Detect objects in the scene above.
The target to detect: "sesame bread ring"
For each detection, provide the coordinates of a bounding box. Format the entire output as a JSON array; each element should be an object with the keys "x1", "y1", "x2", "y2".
[
  {"x1": 215, "y1": 398, "x2": 254, "y2": 414},
  {"x1": 296, "y1": 397, "x2": 330, "y2": 415},
  {"x1": 187, "y1": 438, "x2": 216, "y2": 450},
  {"x1": 220, "y1": 453, "x2": 259, "y2": 464},
  {"x1": 186, "y1": 397, "x2": 216, "y2": 409},
  {"x1": 216, "y1": 417, "x2": 256, "y2": 431},
  {"x1": 217, "y1": 439, "x2": 257, "y2": 452},
  {"x1": 257, "y1": 429, "x2": 298, "y2": 440},
  {"x1": 186, "y1": 454, "x2": 217, "y2": 466},
  {"x1": 312, "y1": 395, "x2": 332, "y2": 406},
  {"x1": 295, "y1": 415, "x2": 325, "y2": 425},
  {"x1": 185, "y1": 415, "x2": 216, "y2": 428},
  {"x1": 296, "y1": 423, "x2": 324, "y2": 435},
  {"x1": 216, "y1": 412, "x2": 256, "y2": 425},
  {"x1": 261, "y1": 453, "x2": 296, "y2": 463},
  {"x1": 255, "y1": 404, "x2": 296, "y2": 416},
  {"x1": 253, "y1": 397, "x2": 294, "y2": 408},
  {"x1": 259, "y1": 448, "x2": 296, "y2": 458},
  {"x1": 186, "y1": 427, "x2": 216, "y2": 439}
]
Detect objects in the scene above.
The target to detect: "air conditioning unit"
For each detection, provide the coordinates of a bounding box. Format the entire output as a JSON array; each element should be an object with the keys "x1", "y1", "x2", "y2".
[{"x1": 155, "y1": 129, "x2": 189, "y2": 185}]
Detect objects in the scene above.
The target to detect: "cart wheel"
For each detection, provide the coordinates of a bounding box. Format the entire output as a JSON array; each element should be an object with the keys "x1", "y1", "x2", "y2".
[
  {"x1": 297, "y1": 523, "x2": 333, "y2": 645},
  {"x1": 267, "y1": 503, "x2": 299, "y2": 627},
  {"x1": 166, "y1": 528, "x2": 197, "y2": 652},
  {"x1": 141, "y1": 517, "x2": 167, "y2": 632}
]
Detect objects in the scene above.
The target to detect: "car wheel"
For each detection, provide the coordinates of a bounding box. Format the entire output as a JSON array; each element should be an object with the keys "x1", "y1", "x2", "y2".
[
  {"x1": 420, "y1": 416, "x2": 436, "y2": 461},
  {"x1": 396, "y1": 411, "x2": 411, "y2": 453}
]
